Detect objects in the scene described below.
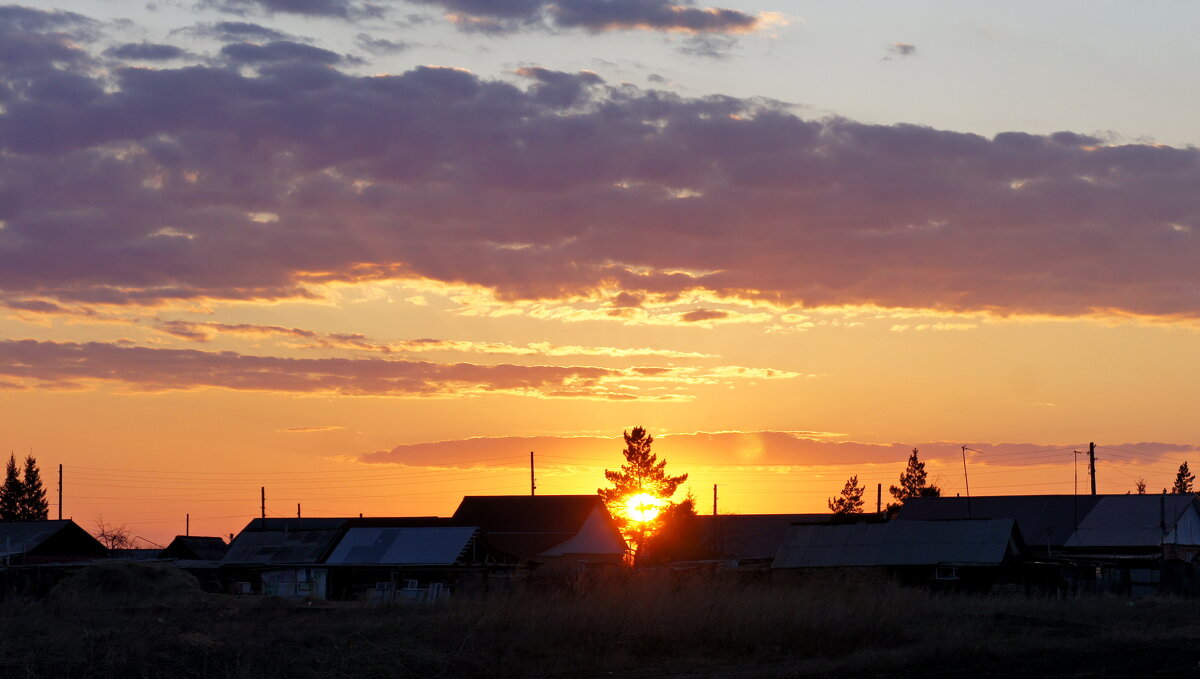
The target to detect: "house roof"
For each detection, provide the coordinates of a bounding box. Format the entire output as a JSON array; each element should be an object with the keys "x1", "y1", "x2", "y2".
[
  {"x1": 223, "y1": 518, "x2": 349, "y2": 565},
  {"x1": 159, "y1": 536, "x2": 229, "y2": 561},
  {"x1": 696, "y1": 514, "x2": 835, "y2": 561},
  {"x1": 0, "y1": 520, "x2": 108, "y2": 560},
  {"x1": 1064, "y1": 495, "x2": 1200, "y2": 548},
  {"x1": 452, "y1": 495, "x2": 620, "y2": 560},
  {"x1": 325, "y1": 526, "x2": 479, "y2": 566},
  {"x1": 453, "y1": 496, "x2": 603, "y2": 532},
  {"x1": 773, "y1": 518, "x2": 1019, "y2": 568},
  {"x1": 897, "y1": 495, "x2": 1103, "y2": 547}
]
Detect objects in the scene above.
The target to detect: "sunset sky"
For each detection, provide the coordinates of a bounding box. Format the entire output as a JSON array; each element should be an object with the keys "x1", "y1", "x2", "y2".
[{"x1": 4, "y1": 1, "x2": 1200, "y2": 545}]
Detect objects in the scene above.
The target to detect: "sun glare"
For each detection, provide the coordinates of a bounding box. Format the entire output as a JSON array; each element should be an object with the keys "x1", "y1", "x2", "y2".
[{"x1": 622, "y1": 492, "x2": 666, "y2": 523}]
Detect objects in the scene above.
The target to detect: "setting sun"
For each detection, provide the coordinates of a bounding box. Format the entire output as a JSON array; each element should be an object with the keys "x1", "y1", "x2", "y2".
[{"x1": 621, "y1": 493, "x2": 666, "y2": 523}]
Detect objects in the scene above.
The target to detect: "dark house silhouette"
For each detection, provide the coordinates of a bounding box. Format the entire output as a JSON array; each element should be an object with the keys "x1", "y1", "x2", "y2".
[
  {"x1": 0, "y1": 520, "x2": 108, "y2": 565},
  {"x1": 452, "y1": 495, "x2": 626, "y2": 571},
  {"x1": 158, "y1": 535, "x2": 229, "y2": 562}
]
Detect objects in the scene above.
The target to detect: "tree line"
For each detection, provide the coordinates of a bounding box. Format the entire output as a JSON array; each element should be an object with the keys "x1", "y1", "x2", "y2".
[
  {"x1": 1, "y1": 454, "x2": 49, "y2": 521},
  {"x1": 828, "y1": 448, "x2": 939, "y2": 516},
  {"x1": 828, "y1": 452, "x2": 1200, "y2": 508}
]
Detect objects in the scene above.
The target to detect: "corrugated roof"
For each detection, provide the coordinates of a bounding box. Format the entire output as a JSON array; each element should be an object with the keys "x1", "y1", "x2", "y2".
[
  {"x1": 325, "y1": 526, "x2": 479, "y2": 565},
  {"x1": 1064, "y1": 495, "x2": 1199, "y2": 548},
  {"x1": 898, "y1": 495, "x2": 1102, "y2": 547},
  {"x1": 773, "y1": 519, "x2": 1018, "y2": 568},
  {"x1": 223, "y1": 522, "x2": 345, "y2": 565},
  {"x1": 696, "y1": 514, "x2": 835, "y2": 560}
]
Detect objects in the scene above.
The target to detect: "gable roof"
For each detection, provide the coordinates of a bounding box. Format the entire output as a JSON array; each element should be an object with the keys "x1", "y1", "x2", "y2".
[
  {"x1": 773, "y1": 519, "x2": 1020, "y2": 568},
  {"x1": 1064, "y1": 494, "x2": 1200, "y2": 548},
  {"x1": 452, "y1": 495, "x2": 621, "y2": 560},
  {"x1": 0, "y1": 520, "x2": 108, "y2": 561},
  {"x1": 897, "y1": 495, "x2": 1103, "y2": 548},
  {"x1": 223, "y1": 518, "x2": 349, "y2": 565},
  {"x1": 325, "y1": 526, "x2": 480, "y2": 566},
  {"x1": 453, "y1": 496, "x2": 604, "y2": 532},
  {"x1": 159, "y1": 536, "x2": 229, "y2": 561}
]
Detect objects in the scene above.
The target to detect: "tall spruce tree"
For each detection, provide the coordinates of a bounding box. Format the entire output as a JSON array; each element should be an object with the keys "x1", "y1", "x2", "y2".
[
  {"x1": 0, "y1": 454, "x2": 23, "y2": 521},
  {"x1": 886, "y1": 448, "x2": 940, "y2": 516},
  {"x1": 598, "y1": 427, "x2": 689, "y2": 563},
  {"x1": 1172, "y1": 461, "x2": 1195, "y2": 494},
  {"x1": 19, "y1": 455, "x2": 49, "y2": 520}
]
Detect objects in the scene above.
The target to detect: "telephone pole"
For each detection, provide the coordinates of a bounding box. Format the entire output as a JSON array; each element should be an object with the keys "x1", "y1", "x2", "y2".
[
  {"x1": 186, "y1": 513, "x2": 189, "y2": 537},
  {"x1": 1088, "y1": 442, "x2": 1097, "y2": 495},
  {"x1": 57, "y1": 464, "x2": 62, "y2": 520},
  {"x1": 713, "y1": 484, "x2": 718, "y2": 515},
  {"x1": 530, "y1": 451, "x2": 536, "y2": 496},
  {"x1": 961, "y1": 446, "x2": 972, "y2": 519},
  {"x1": 260, "y1": 486, "x2": 266, "y2": 525},
  {"x1": 876, "y1": 483, "x2": 881, "y2": 514}
]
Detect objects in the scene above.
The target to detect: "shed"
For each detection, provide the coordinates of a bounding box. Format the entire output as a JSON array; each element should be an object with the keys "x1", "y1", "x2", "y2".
[
  {"x1": 0, "y1": 520, "x2": 108, "y2": 565},
  {"x1": 222, "y1": 518, "x2": 349, "y2": 599}
]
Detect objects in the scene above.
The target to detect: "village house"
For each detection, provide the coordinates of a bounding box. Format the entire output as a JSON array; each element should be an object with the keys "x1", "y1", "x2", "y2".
[
  {"x1": 897, "y1": 494, "x2": 1200, "y2": 595},
  {"x1": 451, "y1": 495, "x2": 627, "y2": 573},
  {"x1": 772, "y1": 518, "x2": 1024, "y2": 589}
]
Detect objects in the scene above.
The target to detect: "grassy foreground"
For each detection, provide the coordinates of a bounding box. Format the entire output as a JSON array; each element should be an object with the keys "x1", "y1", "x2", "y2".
[{"x1": 2, "y1": 563, "x2": 1200, "y2": 678}]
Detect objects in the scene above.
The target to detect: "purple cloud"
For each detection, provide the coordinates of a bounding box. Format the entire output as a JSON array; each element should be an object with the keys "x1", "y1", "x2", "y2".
[
  {"x1": 199, "y1": 0, "x2": 385, "y2": 20},
  {"x1": 0, "y1": 339, "x2": 619, "y2": 397},
  {"x1": 415, "y1": 0, "x2": 761, "y2": 34},
  {"x1": 105, "y1": 42, "x2": 189, "y2": 61},
  {"x1": 3, "y1": 12, "x2": 1200, "y2": 321},
  {"x1": 181, "y1": 21, "x2": 293, "y2": 42},
  {"x1": 362, "y1": 432, "x2": 1200, "y2": 468},
  {"x1": 219, "y1": 40, "x2": 344, "y2": 64},
  {"x1": 0, "y1": 339, "x2": 775, "y2": 399}
]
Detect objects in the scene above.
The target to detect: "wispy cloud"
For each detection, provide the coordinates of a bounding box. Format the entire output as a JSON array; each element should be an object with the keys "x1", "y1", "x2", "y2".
[
  {"x1": 151, "y1": 320, "x2": 716, "y2": 358},
  {"x1": 0, "y1": 340, "x2": 795, "y2": 399},
  {"x1": 361, "y1": 432, "x2": 1198, "y2": 469},
  {"x1": 884, "y1": 42, "x2": 916, "y2": 60}
]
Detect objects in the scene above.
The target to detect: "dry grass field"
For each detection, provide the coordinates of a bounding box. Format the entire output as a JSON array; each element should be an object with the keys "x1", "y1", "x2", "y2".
[{"x1": 2, "y1": 562, "x2": 1199, "y2": 678}]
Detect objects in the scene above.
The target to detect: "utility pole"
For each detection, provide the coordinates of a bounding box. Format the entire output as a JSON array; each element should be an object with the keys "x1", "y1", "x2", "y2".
[
  {"x1": 961, "y1": 446, "x2": 972, "y2": 519},
  {"x1": 530, "y1": 451, "x2": 536, "y2": 496},
  {"x1": 260, "y1": 486, "x2": 266, "y2": 526},
  {"x1": 876, "y1": 483, "x2": 882, "y2": 514},
  {"x1": 57, "y1": 464, "x2": 62, "y2": 520},
  {"x1": 186, "y1": 513, "x2": 189, "y2": 537},
  {"x1": 713, "y1": 484, "x2": 718, "y2": 516},
  {"x1": 297, "y1": 503, "x2": 301, "y2": 519},
  {"x1": 1088, "y1": 442, "x2": 1097, "y2": 495}
]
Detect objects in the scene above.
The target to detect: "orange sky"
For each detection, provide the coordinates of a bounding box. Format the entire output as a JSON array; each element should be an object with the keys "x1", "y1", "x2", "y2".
[{"x1": 5, "y1": 3, "x2": 1200, "y2": 546}]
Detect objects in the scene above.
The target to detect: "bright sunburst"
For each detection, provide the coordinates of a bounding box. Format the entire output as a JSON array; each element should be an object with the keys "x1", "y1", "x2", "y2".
[{"x1": 621, "y1": 492, "x2": 666, "y2": 523}]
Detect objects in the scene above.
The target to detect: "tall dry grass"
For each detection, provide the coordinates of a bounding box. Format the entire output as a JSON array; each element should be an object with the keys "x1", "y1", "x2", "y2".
[{"x1": 3, "y1": 565, "x2": 1200, "y2": 677}]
